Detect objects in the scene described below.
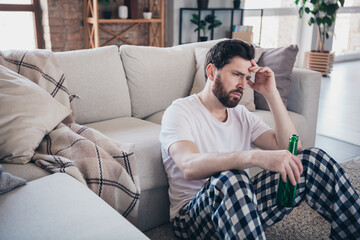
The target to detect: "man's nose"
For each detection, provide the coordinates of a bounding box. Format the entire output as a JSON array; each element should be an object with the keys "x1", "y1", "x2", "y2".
[{"x1": 237, "y1": 77, "x2": 247, "y2": 90}]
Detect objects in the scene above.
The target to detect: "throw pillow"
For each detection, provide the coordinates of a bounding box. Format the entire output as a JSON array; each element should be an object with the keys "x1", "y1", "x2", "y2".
[
  {"x1": 190, "y1": 46, "x2": 264, "y2": 112},
  {"x1": 254, "y1": 45, "x2": 299, "y2": 110},
  {"x1": 0, "y1": 65, "x2": 71, "y2": 164}
]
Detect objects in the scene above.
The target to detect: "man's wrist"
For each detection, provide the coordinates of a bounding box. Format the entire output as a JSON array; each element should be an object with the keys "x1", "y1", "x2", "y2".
[{"x1": 264, "y1": 89, "x2": 281, "y2": 104}]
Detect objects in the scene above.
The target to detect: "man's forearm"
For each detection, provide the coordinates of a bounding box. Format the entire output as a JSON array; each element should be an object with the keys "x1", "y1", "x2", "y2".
[
  {"x1": 264, "y1": 90, "x2": 300, "y2": 149},
  {"x1": 179, "y1": 151, "x2": 256, "y2": 180}
]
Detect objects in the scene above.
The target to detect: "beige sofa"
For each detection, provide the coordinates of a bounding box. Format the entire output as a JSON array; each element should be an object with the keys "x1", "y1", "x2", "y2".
[{"x1": 1, "y1": 39, "x2": 322, "y2": 238}]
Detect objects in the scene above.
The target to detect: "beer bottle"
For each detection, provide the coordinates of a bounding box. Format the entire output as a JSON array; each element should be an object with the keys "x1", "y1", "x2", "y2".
[{"x1": 276, "y1": 134, "x2": 298, "y2": 207}]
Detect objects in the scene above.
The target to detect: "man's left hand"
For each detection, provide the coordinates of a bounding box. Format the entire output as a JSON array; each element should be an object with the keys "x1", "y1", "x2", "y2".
[{"x1": 247, "y1": 60, "x2": 277, "y2": 99}]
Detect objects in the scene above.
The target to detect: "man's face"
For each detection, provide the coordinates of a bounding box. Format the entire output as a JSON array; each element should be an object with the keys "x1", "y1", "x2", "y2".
[{"x1": 211, "y1": 57, "x2": 252, "y2": 108}]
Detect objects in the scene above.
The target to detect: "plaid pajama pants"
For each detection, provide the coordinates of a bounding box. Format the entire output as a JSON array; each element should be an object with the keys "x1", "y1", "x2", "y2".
[{"x1": 172, "y1": 147, "x2": 360, "y2": 240}]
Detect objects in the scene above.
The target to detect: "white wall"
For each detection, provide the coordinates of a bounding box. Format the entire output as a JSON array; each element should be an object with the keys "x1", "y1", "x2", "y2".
[{"x1": 296, "y1": 14, "x2": 314, "y2": 68}]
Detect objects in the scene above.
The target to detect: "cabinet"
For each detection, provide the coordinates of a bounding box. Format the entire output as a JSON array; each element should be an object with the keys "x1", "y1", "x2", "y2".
[
  {"x1": 83, "y1": 0, "x2": 165, "y2": 48},
  {"x1": 179, "y1": 8, "x2": 263, "y2": 45}
]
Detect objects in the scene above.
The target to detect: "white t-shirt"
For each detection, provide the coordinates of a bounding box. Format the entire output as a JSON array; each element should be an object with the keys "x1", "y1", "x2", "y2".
[{"x1": 159, "y1": 94, "x2": 271, "y2": 220}]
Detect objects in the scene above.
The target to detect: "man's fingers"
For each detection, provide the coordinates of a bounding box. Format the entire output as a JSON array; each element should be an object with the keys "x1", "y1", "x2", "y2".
[
  {"x1": 294, "y1": 155, "x2": 303, "y2": 176},
  {"x1": 250, "y1": 59, "x2": 257, "y2": 67},
  {"x1": 290, "y1": 159, "x2": 301, "y2": 183},
  {"x1": 286, "y1": 165, "x2": 297, "y2": 186},
  {"x1": 249, "y1": 66, "x2": 261, "y2": 73},
  {"x1": 281, "y1": 170, "x2": 287, "y2": 183}
]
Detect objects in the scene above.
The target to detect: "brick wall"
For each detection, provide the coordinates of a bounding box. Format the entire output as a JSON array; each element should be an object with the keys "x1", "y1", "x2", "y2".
[
  {"x1": 40, "y1": 0, "x2": 154, "y2": 52},
  {"x1": 41, "y1": 0, "x2": 84, "y2": 52}
]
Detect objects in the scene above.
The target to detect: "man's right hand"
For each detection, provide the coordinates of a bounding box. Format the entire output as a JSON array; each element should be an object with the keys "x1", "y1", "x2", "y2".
[{"x1": 252, "y1": 150, "x2": 303, "y2": 186}]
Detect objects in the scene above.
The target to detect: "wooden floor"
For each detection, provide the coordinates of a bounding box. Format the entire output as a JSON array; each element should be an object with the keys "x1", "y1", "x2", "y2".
[{"x1": 314, "y1": 60, "x2": 360, "y2": 162}]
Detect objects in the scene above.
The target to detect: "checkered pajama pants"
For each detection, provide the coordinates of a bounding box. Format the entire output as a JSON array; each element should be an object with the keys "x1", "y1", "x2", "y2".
[{"x1": 172, "y1": 147, "x2": 360, "y2": 240}]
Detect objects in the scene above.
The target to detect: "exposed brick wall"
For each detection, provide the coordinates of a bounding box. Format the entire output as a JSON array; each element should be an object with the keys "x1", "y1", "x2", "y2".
[
  {"x1": 41, "y1": 0, "x2": 84, "y2": 52},
  {"x1": 40, "y1": 0, "x2": 157, "y2": 52}
]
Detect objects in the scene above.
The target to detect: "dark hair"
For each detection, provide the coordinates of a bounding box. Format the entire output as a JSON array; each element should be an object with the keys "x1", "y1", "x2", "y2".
[{"x1": 204, "y1": 39, "x2": 255, "y2": 79}]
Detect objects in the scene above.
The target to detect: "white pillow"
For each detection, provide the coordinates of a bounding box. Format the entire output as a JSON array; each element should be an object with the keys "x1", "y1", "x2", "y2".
[
  {"x1": 0, "y1": 66, "x2": 71, "y2": 164},
  {"x1": 190, "y1": 46, "x2": 264, "y2": 112}
]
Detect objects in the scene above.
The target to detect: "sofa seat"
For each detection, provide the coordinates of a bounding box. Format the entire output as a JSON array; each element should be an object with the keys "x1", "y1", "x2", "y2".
[
  {"x1": 0, "y1": 173, "x2": 149, "y2": 240},
  {"x1": 84, "y1": 117, "x2": 170, "y2": 231},
  {"x1": 2, "y1": 162, "x2": 50, "y2": 182}
]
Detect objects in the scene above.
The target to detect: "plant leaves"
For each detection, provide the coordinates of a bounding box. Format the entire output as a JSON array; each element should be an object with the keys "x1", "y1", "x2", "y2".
[
  {"x1": 323, "y1": 16, "x2": 332, "y2": 26},
  {"x1": 316, "y1": 17, "x2": 322, "y2": 25}
]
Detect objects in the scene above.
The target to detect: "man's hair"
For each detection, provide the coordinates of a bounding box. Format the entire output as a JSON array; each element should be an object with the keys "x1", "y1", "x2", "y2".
[{"x1": 204, "y1": 39, "x2": 255, "y2": 79}]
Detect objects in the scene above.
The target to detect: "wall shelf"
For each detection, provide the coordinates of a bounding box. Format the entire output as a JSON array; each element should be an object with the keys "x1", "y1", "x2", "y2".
[
  {"x1": 98, "y1": 19, "x2": 163, "y2": 24},
  {"x1": 83, "y1": 0, "x2": 165, "y2": 48},
  {"x1": 179, "y1": 8, "x2": 263, "y2": 45}
]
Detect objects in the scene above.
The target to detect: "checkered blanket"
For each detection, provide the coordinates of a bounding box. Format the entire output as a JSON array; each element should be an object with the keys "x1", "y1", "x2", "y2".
[{"x1": 0, "y1": 50, "x2": 140, "y2": 223}]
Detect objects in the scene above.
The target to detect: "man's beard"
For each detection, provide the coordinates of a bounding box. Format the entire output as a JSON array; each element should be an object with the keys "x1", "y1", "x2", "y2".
[{"x1": 212, "y1": 74, "x2": 243, "y2": 108}]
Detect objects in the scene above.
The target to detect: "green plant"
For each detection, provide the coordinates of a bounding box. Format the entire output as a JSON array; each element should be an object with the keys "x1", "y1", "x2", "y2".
[
  {"x1": 295, "y1": 0, "x2": 345, "y2": 52},
  {"x1": 98, "y1": 0, "x2": 116, "y2": 8},
  {"x1": 190, "y1": 14, "x2": 222, "y2": 37}
]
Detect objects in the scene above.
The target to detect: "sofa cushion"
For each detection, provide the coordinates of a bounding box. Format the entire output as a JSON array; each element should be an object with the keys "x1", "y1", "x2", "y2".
[
  {"x1": 144, "y1": 110, "x2": 165, "y2": 125},
  {"x1": 0, "y1": 173, "x2": 148, "y2": 240},
  {"x1": 55, "y1": 46, "x2": 131, "y2": 124},
  {"x1": 120, "y1": 39, "x2": 225, "y2": 119},
  {"x1": 0, "y1": 66, "x2": 71, "y2": 164},
  {"x1": 1, "y1": 162, "x2": 50, "y2": 182},
  {"x1": 84, "y1": 117, "x2": 167, "y2": 191},
  {"x1": 255, "y1": 45, "x2": 299, "y2": 110}
]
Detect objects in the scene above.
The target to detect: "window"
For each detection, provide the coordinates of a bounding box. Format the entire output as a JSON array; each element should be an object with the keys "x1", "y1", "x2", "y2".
[
  {"x1": 243, "y1": 0, "x2": 299, "y2": 48},
  {"x1": 0, "y1": 0, "x2": 42, "y2": 50},
  {"x1": 332, "y1": 0, "x2": 360, "y2": 60}
]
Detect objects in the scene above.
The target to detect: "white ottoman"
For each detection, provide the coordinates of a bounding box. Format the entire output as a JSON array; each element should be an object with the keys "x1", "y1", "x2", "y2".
[{"x1": 0, "y1": 173, "x2": 148, "y2": 240}]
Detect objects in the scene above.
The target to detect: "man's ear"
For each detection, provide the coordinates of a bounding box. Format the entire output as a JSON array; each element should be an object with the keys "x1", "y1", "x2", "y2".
[{"x1": 205, "y1": 64, "x2": 215, "y2": 81}]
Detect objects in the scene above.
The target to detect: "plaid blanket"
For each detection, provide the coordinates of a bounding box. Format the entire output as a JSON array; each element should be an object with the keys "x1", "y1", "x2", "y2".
[{"x1": 0, "y1": 50, "x2": 140, "y2": 223}]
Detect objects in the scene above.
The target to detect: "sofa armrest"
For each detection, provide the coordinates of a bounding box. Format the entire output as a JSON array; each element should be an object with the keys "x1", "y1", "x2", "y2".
[{"x1": 287, "y1": 67, "x2": 322, "y2": 148}]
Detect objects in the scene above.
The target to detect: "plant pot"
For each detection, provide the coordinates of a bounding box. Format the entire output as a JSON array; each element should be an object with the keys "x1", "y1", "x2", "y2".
[
  {"x1": 303, "y1": 51, "x2": 335, "y2": 76},
  {"x1": 118, "y1": 5, "x2": 128, "y2": 19},
  {"x1": 143, "y1": 12, "x2": 152, "y2": 19},
  {"x1": 233, "y1": 0, "x2": 241, "y2": 9},
  {"x1": 200, "y1": 36, "x2": 208, "y2": 42},
  {"x1": 197, "y1": 0, "x2": 209, "y2": 9},
  {"x1": 103, "y1": 10, "x2": 112, "y2": 19}
]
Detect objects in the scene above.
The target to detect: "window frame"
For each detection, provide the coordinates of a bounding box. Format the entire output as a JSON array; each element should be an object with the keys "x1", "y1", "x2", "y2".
[{"x1": 0, "y1": 0, "x2": 42, "y2": 49}]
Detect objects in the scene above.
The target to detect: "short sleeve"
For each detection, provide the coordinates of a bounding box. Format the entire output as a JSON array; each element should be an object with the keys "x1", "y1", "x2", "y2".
[
  {"x1": 159, "y1": 103, "x2": 195, "y2": 155},
  {"x1": 243, "y1": 109, "x2": 272, "y2": 143}
]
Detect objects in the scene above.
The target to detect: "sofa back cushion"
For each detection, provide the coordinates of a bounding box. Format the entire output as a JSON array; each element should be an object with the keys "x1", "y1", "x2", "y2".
[
  {"x1": 55, "y1": 46, "x2": 131, "y2": 124},
  {"x1": 120, "y1": 39, "x2": 225, "y2": 119}
]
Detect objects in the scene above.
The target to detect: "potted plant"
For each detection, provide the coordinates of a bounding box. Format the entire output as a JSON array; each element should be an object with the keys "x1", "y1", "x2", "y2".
[
  {"x1": 191, "y1": 14, "x2": 222, "y2": 42},
  {"x1": 99, "y1": 0, "x2": 116, "y2": 19},
  {"x1": 233, "y1": 0, "x2": 241, "y2": 9},
  {"x1": 143, "y1": 6, "x2": 152, "y2": 19},
  {"x1": 295, "y1": 0, "x2": 345, "y2": 75},
  {"x1": 197, "y1": 0, "x2": 209, "y2": 9}
]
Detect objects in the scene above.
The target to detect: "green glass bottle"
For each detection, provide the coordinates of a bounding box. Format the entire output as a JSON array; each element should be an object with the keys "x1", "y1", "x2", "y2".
[{"x1": 276, "y1": 134, "x2": 298, "y2": 207}]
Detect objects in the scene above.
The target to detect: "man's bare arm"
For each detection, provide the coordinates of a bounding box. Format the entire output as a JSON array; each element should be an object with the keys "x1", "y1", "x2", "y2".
[
  {"x1": 248, "y1": 60, "x2": 303, "y2": 151},
  {"x1": 169, "y1": 140, "x2": 303, "y2": 185}
]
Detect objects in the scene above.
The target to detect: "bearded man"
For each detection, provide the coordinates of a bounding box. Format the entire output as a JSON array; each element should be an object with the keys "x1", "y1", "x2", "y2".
[{"x1": 159, "y1": 39, "x2": 360, "y2": 239}]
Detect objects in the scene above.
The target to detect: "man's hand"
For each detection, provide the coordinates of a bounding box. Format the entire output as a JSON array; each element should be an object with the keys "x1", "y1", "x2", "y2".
[
  {"x1": 253, "y1": 150, "x2": 303, "y2": 186},
  {"x1": 247, "y1": 60, "x2": 277, "y2": 99}
]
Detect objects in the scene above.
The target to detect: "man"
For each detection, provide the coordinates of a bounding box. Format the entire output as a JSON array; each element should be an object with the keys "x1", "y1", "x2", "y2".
[{"x1": 159, "y1": 39, "x2": 360, "y2": 239}]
